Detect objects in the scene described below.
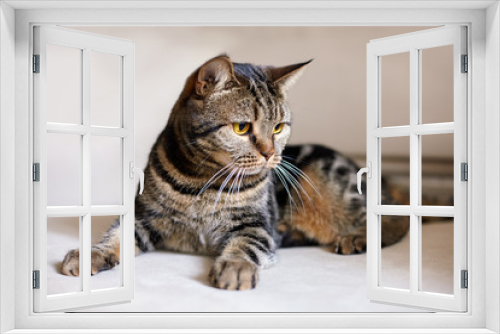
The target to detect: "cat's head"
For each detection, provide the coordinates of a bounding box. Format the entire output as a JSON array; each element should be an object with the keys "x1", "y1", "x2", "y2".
[{"x1": 175, "y1": 55, "x2": 311, "y2": 176}]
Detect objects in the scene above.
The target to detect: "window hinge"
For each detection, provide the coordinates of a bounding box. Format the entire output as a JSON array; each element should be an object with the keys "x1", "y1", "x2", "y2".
[
  {"x1": 461, "y1": 270, "x2": 468, "y2": 289},
  {"x1": 33, "y1": 270, "x2": 40, "y2": 289},
  {"x1": 33, "y1": 54, "x2": 40, "y2": 73},
  {"x1": 461, "y1": 162, "x2": 468, "y2": 181},
  {"x1": 461, "y1": 54, "x2": 468, "y2": 73},
  {"x1": 33, "y1": 163, "x2": 40, "y2": 182}
]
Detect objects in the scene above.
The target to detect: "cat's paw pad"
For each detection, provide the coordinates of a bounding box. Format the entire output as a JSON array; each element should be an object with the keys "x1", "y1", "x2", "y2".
[
  {"x1": 90, "y1": 249, "x2": 119, "y2": 275},
  {"x1": 208, "y1": 259, "x2": 258, "y2": 291},
  {"x1": 332, "y1": 235, "x2": 366, "y2": 255},
  {"x1": 61, "y1": 249, "x2": 80, "y2": 276},
  {"x1": 61, "y1": 249, "x2": 119, "y2": 276}
]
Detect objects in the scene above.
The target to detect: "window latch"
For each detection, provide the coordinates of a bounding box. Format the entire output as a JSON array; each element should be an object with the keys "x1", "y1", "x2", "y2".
[
  {"x1": 357, "y1": 162, "x2": 371, "y2": 195},
  {"x1": 129, "y1": 162, "x2": 144, "y2": 195}
]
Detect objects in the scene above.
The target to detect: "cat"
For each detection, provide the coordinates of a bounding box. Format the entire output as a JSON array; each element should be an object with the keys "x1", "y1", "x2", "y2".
[{"x1": 61, "y1": 55, "x2": 409, "y2": 290}]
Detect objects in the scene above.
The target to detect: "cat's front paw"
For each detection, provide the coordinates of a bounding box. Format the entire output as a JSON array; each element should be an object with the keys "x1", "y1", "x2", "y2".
[
  {"x1": 61, "y1": 248, "x2": 120, "y2": 276},
  {"x1": 208, "y1": 258, "x2": 258, "y2": 291},
  {"x1": 332, "y1": 235, "x2": 366, "y2": 255},
  {"x1": 62, "y1": 249, "x2": 80, "y2": 276}
]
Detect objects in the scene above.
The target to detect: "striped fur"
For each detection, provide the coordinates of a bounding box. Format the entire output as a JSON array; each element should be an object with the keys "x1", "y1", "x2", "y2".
[{"x1": 62, "y1": 55, "x2": 409, "y2": 290}]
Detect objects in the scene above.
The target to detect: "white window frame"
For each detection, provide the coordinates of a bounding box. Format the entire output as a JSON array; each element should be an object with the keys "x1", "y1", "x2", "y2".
[{"x1": 1, "y1": 1, "x2": 499, "y2": 333}]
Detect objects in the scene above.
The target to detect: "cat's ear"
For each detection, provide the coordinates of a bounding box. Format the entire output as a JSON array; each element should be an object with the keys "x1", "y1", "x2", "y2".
[
  {"x1": 196, "y1": 56, "x2": 238, "y2": 96},
  {"x1": 269, "y1": 59, "x2": 313, "y2": 93}
]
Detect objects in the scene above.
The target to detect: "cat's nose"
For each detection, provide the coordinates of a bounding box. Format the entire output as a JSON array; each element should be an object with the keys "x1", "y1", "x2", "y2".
[{"x1": 260, "y1": 150, "x2": 275, "y2": 161}]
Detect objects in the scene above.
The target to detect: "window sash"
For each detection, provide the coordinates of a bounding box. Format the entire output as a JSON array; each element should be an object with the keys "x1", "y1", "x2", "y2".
[
  {"x1": 33, "y1": 25, "x2": 136, "y2": 312},
  {"x1": 366, "y1": 26, "x2": 468, "y2": 312}
]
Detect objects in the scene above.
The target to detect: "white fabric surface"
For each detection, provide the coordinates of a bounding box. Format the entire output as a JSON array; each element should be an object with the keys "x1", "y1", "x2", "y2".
[{"x1": 46, "y1": 219, "x2": 453, "y2": 312}]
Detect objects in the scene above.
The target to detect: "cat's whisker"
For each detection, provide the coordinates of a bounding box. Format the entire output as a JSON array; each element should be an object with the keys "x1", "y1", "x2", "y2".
[
  {"x1": 224, "y1": 157, "x2": 243, "y2": 207},
  {"x1": 225, "y1": 168, "x2": 241, "y2": 208},
  {"x1": 285, "y1": 161, "x2": 321, "y2": 196},
  {"x1": 232, "y1": 169, "x2": 243, "y2": 207},
  {"x1": 234, "y1": 167, "x2": 246, "y2": 205},
  {"x1": 199, "y1": 168, "x2": 230, "y2": 197},
  {"x1": 228, "y1": 172, "x2": 237, "y2": 207},
  {"x1": 181, "y1": 139, "x2": 200, "y2": 147},
  {"x1": 213, "y1": 167, "x2": 238, "y2": 215},
  {"x1": 273, "y1": 166, "x2": 298, "y2": 210},
  {"x1": 277, "y1": 166, "x2": 309, "y2": 208},
  {"x1": 281, "y1": 160, "x2": 322, "y2": 197},
  {"x1": 276, "y1": 165, "x2": 305, "y2": 210},
  {"x1": 278, "y1": 163, "x2": 314, "y2": 204},
  {"x1": 195, "y1": 152, "x2": 213, "y2": 172},
  {"x1": 198, "y1": 163, "x2": 234, "y2": 197},
  {"x1": 220, "y1": 167, "x2": 238, "y2": 209},
  {"x1": 233, "y1": 168, "x2": 245, "y2": 206},
  {"x1": 237, "y1": 168, "x2": 246, "y2": 203},
  {"x1": 281, "y1": 155, "x2": 313, "y2": 166},
  {"x1": 273, "y1": 169, "x2": 294, "y2": 221}
]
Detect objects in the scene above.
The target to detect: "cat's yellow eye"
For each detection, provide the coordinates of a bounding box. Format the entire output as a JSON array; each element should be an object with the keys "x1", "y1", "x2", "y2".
[
  {"x1": 233, "y1": 122, "x2": 251, "y2": 135},
  {"x1": 273, "y1": 123, "x2": 285, "y2": 134}
]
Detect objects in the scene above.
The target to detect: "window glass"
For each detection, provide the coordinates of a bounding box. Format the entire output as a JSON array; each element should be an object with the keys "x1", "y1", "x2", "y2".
[
  {"x1": 380, "y1": 215, "x2": 411, "y2": 290},
  {"x1": 91, "y1": 216, "x2": 121, "y2": 291},
  {"x1": 421, "y1": 133, "x2": 454, "y2": 206},
  {"x1": 421, "y1": 45, "x2": 454, "y2": 124},
  {"x1": 91, "y1": 52, "x2": 122, "y2": 127},
  {"x1": 91, "y1": 136, "x2": 122, "y2": 205},
  {"x1": 381, "y1": 136, "x2": 410, "y2": 205},
  {"x1": 47, "y1": 133, "x2": 81, "y2": 206},
  {"x1": 46, "y1": 44, "x2": 82, "y2": 124},
  {"x1": 421, "y1": 216, "x2": 454, "y2": 294},
  {"x1": 381, "y1": 52, "x2": 410, "y2": 127},
  {"x1": 47, "y1": 217, "x2": 81, "y2": 295}
]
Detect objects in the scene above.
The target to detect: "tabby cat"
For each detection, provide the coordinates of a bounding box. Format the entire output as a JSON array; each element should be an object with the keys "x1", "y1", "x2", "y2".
[{"x1": 62, "y1": 55, "x2": 409, "y2": 290}]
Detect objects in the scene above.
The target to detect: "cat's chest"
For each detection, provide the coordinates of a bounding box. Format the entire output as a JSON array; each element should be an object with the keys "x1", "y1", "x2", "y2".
[
  {"x1": 164, "y1": 211, "x2": 239, "y2": 255},
  {"x1": 157, "y1": 179, "x2": 271, "y2": 253},
  {"x1": 174, "y1": 197, "x2": 266, "y2": 251}
]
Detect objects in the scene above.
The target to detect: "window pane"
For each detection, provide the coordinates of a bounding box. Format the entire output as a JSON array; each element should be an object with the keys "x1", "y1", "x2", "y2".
[
  {"x1": 91, "y1": 136, "x2": 122, "y2": 205},
  {"x1": 46, "y1": 44, "x2": 82, "y2": 125},
  {"x1": 47, "y1": 217, "x2": 81, "y2": 295},
  {"x1": 421, "y1": 133, "x2": 454, "y2": 206},
  {"x1": 381, "y1": 136, "x2": 410, "y2": 205},
  {"x1": 91, "y1": 216, "x2": 121, "y2": 291},
  {"x1": 91, "y1": 52, "x2": 122, "y2": 127},
  {"x1": 421, "y1": 45, "x2": 454, "y2": 124},
  {"x1": 381, "y1": 52, "x2": 410, "y2": 127},
  {"x1": 421, "y1": 217, "x2": 454, "y2": 295},
  {"x1": 380, "y1": 215, "x2": 410, "y2": 290},
  {"x1": 47, "y1": 133, "x2": 81, "y2": 206}
]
